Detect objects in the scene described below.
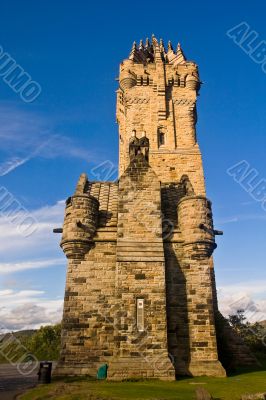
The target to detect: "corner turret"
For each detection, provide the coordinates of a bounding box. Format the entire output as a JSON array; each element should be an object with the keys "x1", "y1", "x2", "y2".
[{"x1": 60, "y1": 173, "x2": 99, "y2": 259}]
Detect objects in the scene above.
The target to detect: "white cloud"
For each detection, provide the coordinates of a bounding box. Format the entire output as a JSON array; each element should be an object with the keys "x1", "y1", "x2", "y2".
[
  {"x1": 0, "y1": 289, "x2": 15, "y2": 296},
  {"x1": 0, "y1": 289, "x2": 44, "y2": 301},
  {"x1": 0, "y1": 289, "x2": 63, "y2": 331},
  {"x1": 0, "y1": 258, "x2": 65, "y2": 274},
  {"x1": 0, "y1": 200, "x2": 66, "y2": 330},
  {"x1": 218, "y1": 282, "x2": 266, "y2": 323},
  {"x1": 0, "y1": 200, "x2": 65, "y2": 261},
  {"x1": 217, "y1": 214, "x2": 266, "y2": 224},
  {"x1": 218, "y1": 281, "x2": 266, "y2": 297}
]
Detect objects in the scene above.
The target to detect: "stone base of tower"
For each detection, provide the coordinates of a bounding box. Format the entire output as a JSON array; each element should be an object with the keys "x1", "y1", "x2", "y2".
[
  {"x1": 54, "y1": 359, "x2": 225, "y2": 379},
  {"x1": 54, "y1": 357, "x2": 175, "y2": 381},
  {"x1": 107, "y1": 357, "x2": 175, "y2": 381},
  {"x1": 188, "y1": 360, "x2": 226, "y2": 377},
  {"x1": 54, "y1": 362, "x2": 99, "y2": 377}
]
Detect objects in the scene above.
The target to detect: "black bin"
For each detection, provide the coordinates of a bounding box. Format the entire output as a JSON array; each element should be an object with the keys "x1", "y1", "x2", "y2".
[{"x1": 38, "y1": 361, "x2": 52, "y2": 384}]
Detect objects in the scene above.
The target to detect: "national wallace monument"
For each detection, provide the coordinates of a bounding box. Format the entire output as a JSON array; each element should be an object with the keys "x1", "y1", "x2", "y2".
[{"x1": 55, "y1": 36, "x2": 257, "y2": 379}]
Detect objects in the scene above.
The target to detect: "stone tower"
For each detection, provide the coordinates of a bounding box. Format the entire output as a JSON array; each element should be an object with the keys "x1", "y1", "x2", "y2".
[{"x1": 55, "y1": 37, "x2": 255, "y2": 380}]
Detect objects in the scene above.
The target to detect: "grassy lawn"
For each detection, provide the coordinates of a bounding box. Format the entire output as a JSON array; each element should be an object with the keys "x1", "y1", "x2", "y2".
[{"x1": 20, "y1": 367, "x2": 266, "y2": 400}]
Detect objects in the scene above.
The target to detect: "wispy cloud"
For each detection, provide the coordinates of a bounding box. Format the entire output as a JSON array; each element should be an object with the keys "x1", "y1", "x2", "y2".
[
  {"x1": 0, "y1": 103, "x2": 100, "y2": 175},
  {"x1": 240, "y1": 201, "x2": 256, "y2": 206},
  {"x1": 0, "y1": 156, "x2": 30, "y2": 176},
  {"x1": 216, "y1": 214, "x2": 266, "y2": 224},
  {"x1": 0, "y1": 258, "x2": 65, "y2": 274},
  {"x1": 0, "y1": 200, "x2": 64, "y2": 261},
  {"x1": 218, "y1": 281, "x2": 266, "y2": 296}
]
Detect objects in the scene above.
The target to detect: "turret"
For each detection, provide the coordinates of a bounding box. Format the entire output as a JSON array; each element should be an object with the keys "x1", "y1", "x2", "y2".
[
  {"x1": 60, "y1": 173, "x2": 99, "y2": 259},
  {"x1": 177, "y1": 195, "x2": 216, "y2": 259},
  {"x1": 185, "y1": 73, "x2": 200, "y2": 92},
  {"x1": 119, "y1": 60, "x2": 137, "y2": 90}
]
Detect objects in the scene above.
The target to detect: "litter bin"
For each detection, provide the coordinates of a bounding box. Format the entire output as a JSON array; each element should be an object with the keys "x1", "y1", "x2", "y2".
[{"x1": 38, "y1": 361, "x2": 52, "y2": 384}]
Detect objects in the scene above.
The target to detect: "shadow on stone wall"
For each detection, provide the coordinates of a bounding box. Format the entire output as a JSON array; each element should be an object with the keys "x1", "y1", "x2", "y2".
[{"x1": 164, "y1": 242, "x2": 191, "y2": 376}]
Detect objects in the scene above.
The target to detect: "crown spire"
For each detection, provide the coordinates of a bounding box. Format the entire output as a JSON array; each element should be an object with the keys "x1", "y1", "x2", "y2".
[
  {"x1": 129, "y1": 41, "x2": 139, "y2": 61},
  {"x1": 130, "y1": 41, "x2": 137, "y2": 54},
  {"x1": 152, "y1": 34, "x2": 159, "y2": 46},
  {"x1": 168, "y1": 40, "x2": 173, "y2": 51},
  {"x1": 175, "y1": 42, "x2": 186, "y2": 63},
  {"x1": 159, "y1": 38, "x2": 165, "y2": 53},
  {"x1": 127, "y1": 37, "x2": 188, "y2": 65}
]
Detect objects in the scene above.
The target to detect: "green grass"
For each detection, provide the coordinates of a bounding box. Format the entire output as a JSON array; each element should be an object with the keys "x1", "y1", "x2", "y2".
[{"x1": 20, "y1": 367, "x2": 266, "y2": 400}]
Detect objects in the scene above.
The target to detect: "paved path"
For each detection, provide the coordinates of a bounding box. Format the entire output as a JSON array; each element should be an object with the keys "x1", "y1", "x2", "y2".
[{"x1": 0, "y1": 363, "x2": 39, "y2": 400}]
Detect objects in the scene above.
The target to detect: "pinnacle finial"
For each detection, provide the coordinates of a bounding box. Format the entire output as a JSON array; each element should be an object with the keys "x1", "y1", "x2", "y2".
[
  {"x1": 139, "y1": 39, "x2": 144, "y2": 50},
  {"x1": 129, "y1": 41, "x2": 139, "y2": 60},
  {"x1": 145, "y1": 38, "x2": 150, "y2": 48},
  {"x1": 168, "y1": 40, "x2": 173, "y2": 51},
  {"x1": 152, "y1": 34, "x2": 158, "y2": 45},
  {"x1": 175, "y1": 42, "x2": 186, "y2": 64}
]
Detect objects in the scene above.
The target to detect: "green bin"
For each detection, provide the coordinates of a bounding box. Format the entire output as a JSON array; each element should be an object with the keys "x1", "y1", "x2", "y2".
[{"x1": 97, "y1": 364, "x2": 108, "y2": 380}]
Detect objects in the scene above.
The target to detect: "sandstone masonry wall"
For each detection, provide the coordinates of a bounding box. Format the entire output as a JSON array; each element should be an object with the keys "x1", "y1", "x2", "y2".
[{"x1": 56, "y1": 37, "x2": 257, "y2": 379}]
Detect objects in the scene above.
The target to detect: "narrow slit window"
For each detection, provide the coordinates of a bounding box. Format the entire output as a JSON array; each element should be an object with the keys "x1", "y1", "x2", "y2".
[
  {"x1": 158, "y1": 131, "x2": 165, "y2": 146},
  {"x1": 136, "y1": 298, "x2": 144, "y2": 332}
]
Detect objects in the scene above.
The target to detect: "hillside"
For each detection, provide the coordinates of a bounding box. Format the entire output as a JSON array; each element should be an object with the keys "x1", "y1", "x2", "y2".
[{"x1": 0, "y1": 325, "x2": 60, "y2": 363}]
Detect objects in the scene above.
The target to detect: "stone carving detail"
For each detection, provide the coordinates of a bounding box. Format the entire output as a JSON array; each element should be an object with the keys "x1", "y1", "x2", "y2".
[
  {"x1": 125, "y1": 96, "x2": 150, "y2": 105},
  {"x1": 173, "y1": 98, "x2": 194, "y2": 106},
  {"x1": 129, "y1": 131, "x2": 149, "y2": 162},
  {"x1": 180, "y1": 174, "x2": 195, "y2": 197}
]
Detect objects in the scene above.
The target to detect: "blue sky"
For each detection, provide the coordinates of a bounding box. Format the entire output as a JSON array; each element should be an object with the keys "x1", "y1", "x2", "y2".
[{"x1": 0, "y1": 0, "x2": 265, "y2": 330}]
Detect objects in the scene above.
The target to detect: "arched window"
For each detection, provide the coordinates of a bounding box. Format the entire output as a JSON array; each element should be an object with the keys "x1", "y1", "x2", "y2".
[{"x1": 158, "y1": 130, "x2": 165, "y2": 146}]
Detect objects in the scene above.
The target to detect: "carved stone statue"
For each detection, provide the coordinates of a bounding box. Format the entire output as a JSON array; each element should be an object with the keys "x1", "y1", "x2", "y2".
[{"x1": 129, "y1": 130, "x2": 149, "y2": 162}]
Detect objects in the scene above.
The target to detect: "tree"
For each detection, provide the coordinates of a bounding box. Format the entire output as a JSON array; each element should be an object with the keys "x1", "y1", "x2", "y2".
[
  {"x1": 228, "y1": 310, "x2": 266, "y2": 355},
  {"x1": 27, "y1": 324, "x2": 61, "y2": 360}
]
